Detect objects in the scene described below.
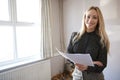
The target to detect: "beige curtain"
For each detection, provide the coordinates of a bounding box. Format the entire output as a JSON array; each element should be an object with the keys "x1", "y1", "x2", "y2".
[
  {"x1": 41, "y1": 0, "x2": 54, "y2": 58},
  {"x1": 41, "y1": 0, "x2": 65, "y2": 58},
  {"x1": 58, "y1": 0, "x2": 65, "y2": 51}
]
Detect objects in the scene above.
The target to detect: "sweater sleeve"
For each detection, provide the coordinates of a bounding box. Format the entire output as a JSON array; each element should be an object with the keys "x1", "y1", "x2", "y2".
[
  {"x1": 87, "y1": 46, "x2": 107, "y2": 73},
  {"x1": 67, "y1": 32, "x2": 77, "y2": 53}
]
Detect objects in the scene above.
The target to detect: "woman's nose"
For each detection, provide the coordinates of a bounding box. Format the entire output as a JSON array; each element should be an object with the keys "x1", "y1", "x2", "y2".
[{"x1": 88, "y1": 18, "x2": 93, "y2": 23}]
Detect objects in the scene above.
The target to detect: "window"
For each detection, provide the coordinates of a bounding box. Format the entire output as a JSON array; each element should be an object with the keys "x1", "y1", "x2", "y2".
[{"x1": 0, "y1": 0, "x2": 41, "y2": 70}]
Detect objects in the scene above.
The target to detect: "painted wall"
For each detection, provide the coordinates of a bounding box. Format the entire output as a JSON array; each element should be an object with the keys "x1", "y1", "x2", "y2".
[
  {"x1": 63, "y1": 0, "x2": 84, "y2": 49},
  {"x1": 63, "y1": 0, "x2": 120, "y2": 80}
]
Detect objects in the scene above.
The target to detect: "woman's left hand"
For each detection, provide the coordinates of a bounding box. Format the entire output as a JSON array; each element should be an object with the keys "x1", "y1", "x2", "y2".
[{"x1": 75, "y1": 63, "x2": 88, "y2": 71}]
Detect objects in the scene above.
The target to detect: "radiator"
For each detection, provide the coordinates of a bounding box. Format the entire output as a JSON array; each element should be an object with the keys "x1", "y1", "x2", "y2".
[{"x1": 0, "y1": 60, "x2": 51, "y2": 80}]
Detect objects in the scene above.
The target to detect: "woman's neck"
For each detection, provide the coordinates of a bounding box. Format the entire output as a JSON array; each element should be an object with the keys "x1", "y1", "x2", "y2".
[{"x1": 86, "y1": 29, "x2": 95, "y2": 33}]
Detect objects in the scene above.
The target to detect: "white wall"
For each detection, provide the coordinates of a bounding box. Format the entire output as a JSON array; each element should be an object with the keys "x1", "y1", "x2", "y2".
[
  {"x1": 50, "y1": 55, "x2": 65, "y2": 77},
  {"x1": 63, "y1": 0, "x2": 84, "y2": 48},
  {"x1": 104, "y1": 25, "x2": 120, "y2": 80},
  {"x1": 100, "y1": 0, "x2": 120, "y2": 25},
  {"x1": 63, "y1": 0, "x2": 120, "y2": 80}
]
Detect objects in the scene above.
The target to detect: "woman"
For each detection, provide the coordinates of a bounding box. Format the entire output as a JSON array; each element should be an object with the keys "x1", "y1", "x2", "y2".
[{"x1": 67, "y1": 6, "x2": 110, "y2": 80}]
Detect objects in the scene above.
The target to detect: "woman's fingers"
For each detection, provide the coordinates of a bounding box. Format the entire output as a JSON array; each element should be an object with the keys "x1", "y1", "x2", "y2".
[
  {"x1": 75, "y1": 63, "x2": 88, "y2": 71},
  {"x1": 93, "y1": 61, "x2": 103, "y2": 66}
]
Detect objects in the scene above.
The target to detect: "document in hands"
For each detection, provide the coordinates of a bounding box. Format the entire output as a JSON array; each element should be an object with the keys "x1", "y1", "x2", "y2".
[{"x1": 56, "y1": 49, "x2": 94, "y2": 66}]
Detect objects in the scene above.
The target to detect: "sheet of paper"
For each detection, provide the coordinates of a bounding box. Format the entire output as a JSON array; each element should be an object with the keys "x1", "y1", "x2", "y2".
[{"x1": 56, "y1": 48, "x2": 94, "y2": 66}]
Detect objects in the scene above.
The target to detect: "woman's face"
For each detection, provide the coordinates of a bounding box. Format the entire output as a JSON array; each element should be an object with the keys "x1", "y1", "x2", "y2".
[{"x1": 85, "y1": 9, "x2": 98, "y2": 32}]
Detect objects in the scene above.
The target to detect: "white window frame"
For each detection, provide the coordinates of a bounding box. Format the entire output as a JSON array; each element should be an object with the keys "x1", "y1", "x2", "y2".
[{"x1": 0, "y1": 0, "x2": 42, "y2": 71}]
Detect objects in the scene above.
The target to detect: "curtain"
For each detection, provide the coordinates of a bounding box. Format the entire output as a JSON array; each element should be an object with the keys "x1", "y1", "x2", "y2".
[
  {"x1": 58, "y1": 0, "x2": 65, "y2": 51},
  {"x1": 41, "y1": 0, "x2": 54, "y2": 58},
  {"x1": 41, "y1": 0, "x2": 65, "y2": 58}
]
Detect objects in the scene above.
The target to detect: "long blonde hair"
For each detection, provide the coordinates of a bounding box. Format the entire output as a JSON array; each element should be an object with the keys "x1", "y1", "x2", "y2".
[{"x1": 73, "y1": 6, "x2": 110, "y2": 53}]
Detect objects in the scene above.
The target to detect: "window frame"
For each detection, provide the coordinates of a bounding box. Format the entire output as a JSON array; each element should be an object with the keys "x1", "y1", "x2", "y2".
[{"x1": 0, "y1": 0, "x2": 42, "y2": 71}]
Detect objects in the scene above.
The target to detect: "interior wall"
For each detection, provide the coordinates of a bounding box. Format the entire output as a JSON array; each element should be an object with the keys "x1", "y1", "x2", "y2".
[
  {"x1": 63, "y1": 0, "x2": 120, "y2": 80},
  {"x1": 63, "y1": 0, "x2": 84, "y2": 49},
  {"x1": 103, "y1": 25, "x2": 120, "y2": 80},
  {"x1": 50, "y1": 55, "x2": 64, "y2": 77},
  {"x1": 100, "y1": 0, "x2": 120, "y2": 25}
]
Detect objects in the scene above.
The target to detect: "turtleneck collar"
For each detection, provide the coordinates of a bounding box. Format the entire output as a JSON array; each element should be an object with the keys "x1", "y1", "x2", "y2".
[{"x1": 85, "y1": 30, "x2": 96, "y2": 35}]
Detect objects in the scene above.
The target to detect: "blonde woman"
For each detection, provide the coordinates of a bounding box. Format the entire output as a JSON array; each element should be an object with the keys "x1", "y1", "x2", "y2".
[{"x1": 67, "y1": 6, "x2": 110, "y2": 80}]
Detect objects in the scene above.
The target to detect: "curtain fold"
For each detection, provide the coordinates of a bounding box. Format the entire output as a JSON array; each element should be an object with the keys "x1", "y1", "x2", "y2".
[
  {"x1": 41, "y1": 0, "x2": 65, "y2": 59},
  {"x1": 58, "y1": 0, "x2": 65, "y2": 51},
  {"x1": 41, "y1": 0, "x2": 54, "y2": 58}
]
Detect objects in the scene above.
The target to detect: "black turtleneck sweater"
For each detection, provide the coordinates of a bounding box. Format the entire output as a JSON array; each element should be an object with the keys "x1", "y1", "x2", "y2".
[{"x1": 67, "y1": 31, "x2": 107, "y2": 73}]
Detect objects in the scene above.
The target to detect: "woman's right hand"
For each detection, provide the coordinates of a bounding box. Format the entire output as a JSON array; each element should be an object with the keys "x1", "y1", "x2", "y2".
[{"x1": 93, "y1": 61, "x2": 103, "y2": 66}]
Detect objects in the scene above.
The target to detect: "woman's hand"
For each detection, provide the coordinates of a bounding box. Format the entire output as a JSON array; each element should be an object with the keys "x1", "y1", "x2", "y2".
[
  {"x1": 93, "y1": 61, "x2": 103, "y2": 66},
  {"x1": 75, "y1": 61, "x2": 103, "y2": 71},
  {"x1": 75, "y1": 63, "x2": 88, "y2": 71}
]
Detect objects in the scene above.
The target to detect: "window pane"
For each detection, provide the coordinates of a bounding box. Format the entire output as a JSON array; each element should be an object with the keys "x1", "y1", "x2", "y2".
[
  {"x1": 0, "y1": 0, "x2": 9, "y2": 21},
  {"x1": 16, "y1": 0, "x2": 40, "y2": 22},
  {"x1": 0, "y1": 26, "x2": 14, "y2": 62},
  {"x1": 16, "y1": 25, "x2": 40, "y2": 58}
]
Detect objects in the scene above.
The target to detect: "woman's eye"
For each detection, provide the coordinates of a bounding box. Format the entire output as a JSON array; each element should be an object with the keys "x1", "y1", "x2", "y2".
[
  {"x1": 93, "y1": 16, "x2": 97, "y2": 19},
  {"x1": 87, "y1": 16, "x2": 90, "y2": 19},
  {"x1": 86, "y1": 15, "x2": 98, "y2": 20}
]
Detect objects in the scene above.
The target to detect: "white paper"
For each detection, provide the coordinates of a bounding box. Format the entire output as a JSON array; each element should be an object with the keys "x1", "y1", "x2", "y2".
[{"x1": 56, "y1": 48, "x2": 94, "y2": 66}]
